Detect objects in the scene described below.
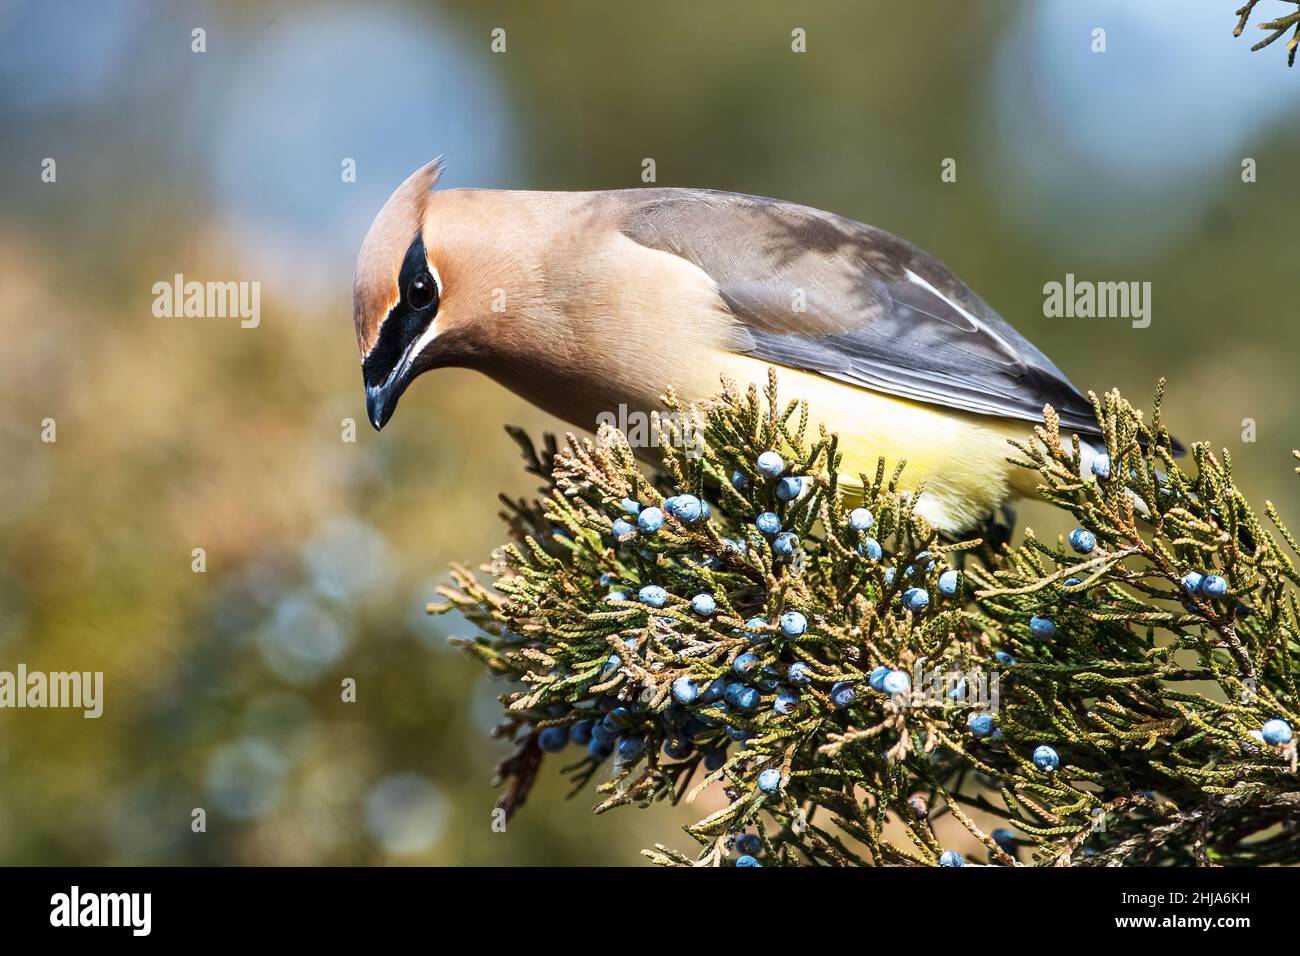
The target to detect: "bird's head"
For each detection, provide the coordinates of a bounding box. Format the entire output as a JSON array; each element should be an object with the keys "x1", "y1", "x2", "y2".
[
  {"x1": 353, "y1": 160, "x2": 695, "y2": 434},
  {"x1": 351, "y1": 158, "x2": 451, "y2": 430},
  {"x1": 354, "y1": 157, "x2": 536, "y2": 430}
]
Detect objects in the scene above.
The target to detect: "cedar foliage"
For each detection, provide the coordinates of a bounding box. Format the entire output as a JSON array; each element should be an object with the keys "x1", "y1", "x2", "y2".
[{"x1": 434, "y1": 374, "x2": 1300, "y2": 866}]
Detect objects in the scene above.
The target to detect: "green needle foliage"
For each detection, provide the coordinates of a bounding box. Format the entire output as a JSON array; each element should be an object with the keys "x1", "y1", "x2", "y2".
[{"x1": 433, "y1": 373, "x2": 1300, "y2": 866}]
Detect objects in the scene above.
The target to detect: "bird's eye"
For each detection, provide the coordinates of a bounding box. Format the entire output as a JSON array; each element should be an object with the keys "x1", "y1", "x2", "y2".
[{"x1": 407, "y1": 273, "x2": 436, "y2": 311}]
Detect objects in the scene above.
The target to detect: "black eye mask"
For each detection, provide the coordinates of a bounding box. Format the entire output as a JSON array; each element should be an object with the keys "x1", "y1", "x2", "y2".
[{"x1": 362, "y1": 233, "x2": 440, "y2": 388}]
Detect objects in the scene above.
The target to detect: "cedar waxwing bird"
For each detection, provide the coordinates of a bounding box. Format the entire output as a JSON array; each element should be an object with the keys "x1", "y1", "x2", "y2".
[{"x1": 353, "y1": 159, "x2": 1157, "y2": 534}]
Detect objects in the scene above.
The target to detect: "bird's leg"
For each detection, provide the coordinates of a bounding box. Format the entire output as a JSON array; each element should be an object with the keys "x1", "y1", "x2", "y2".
[
  {"x1": 942, "y1": 505, "x2": 1016, "y2": 570},
  {"x1": 983, "y1": 504, "x2": 1017, "y2": 554}
]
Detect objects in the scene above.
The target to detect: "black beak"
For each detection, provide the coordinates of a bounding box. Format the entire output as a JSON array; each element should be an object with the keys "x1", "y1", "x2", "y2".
[
  {"x1": 363, "y1": 344, "x2": 430, "y2": 432},
  {"x1": 366, "y1": 380, "x2": 397, "y2": 431}
]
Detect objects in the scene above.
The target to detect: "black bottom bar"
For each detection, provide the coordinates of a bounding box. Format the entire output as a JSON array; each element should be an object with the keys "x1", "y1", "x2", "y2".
[{"x1": 0, "y1": 865, "x2": 1282, "y2": 940}]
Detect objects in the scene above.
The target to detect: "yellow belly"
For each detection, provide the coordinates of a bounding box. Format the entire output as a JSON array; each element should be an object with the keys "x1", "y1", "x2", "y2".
[{"x1": 711, "y1": 355, "x2": 1036, "y2": 533}]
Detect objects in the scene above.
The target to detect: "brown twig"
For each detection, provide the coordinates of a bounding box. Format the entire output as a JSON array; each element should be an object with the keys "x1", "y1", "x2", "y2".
[{"x1": 1235, "y1": 0, "x2": 1300, "y2": 65}]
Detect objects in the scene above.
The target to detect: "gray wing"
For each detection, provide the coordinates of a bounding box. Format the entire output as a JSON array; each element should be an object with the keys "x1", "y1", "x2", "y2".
[{"x1": 616, "y1": 188, "x2": 1105, "y2": 440}]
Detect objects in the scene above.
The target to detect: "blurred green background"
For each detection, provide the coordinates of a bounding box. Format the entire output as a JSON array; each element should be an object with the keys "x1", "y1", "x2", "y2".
[{"x1": 0, "y1": 0, "x2": 1296, "y2": 865}]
